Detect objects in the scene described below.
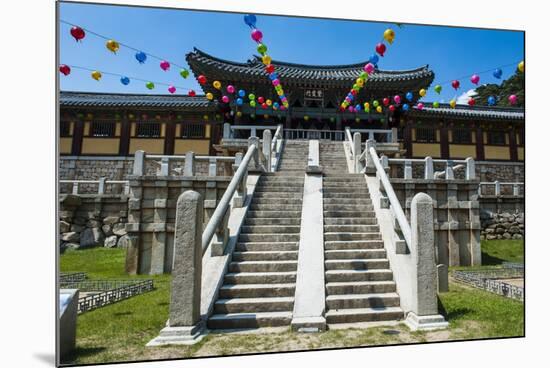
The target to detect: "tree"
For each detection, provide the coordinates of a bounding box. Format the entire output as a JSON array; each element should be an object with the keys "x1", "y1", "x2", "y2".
[{"x1": 474, "y1": 70, "x2": 524, "y2": 107}]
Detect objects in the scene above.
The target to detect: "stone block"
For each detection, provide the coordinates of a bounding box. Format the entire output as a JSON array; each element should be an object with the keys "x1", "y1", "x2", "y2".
[
  {"x1": 73, "y1": 217, "x2": 86, "y2": 226},
  {"x1": 80, "y1": 228, "x2": 104, "y2": 248},
  {"x1": 86, "y1": 219, "x2": 102, "y2": 228},
  {"x1": 103, "y1": 216, "x2": 120, "y2": 225},
  {"x1": 125, "y1": 222, "x2": 140, "y2": 233},
  {"x1": 70, "y1": 224, "x2": 85, "y2": 233},
  {"x1": 128, "y1": 199, "x2": 141, "y2": 210},
  {"x1": 61, "y1": 232, "x2": 80, "y2": 242},
  {"x1": 102, "y1": 224, "x2": 113, "y2": 236},
  {"x1": 117, "y1": 234, "x2": 130, "y2": 248},
  {"x1": 154, "y1": 199, "x2": 167, "y2": 208},
  {"x1": 113, "y1": 223, "x2": 127, "y2": 236},
  {"x1": 104, "y1": 235, "x2": 118, "y2": 248}
]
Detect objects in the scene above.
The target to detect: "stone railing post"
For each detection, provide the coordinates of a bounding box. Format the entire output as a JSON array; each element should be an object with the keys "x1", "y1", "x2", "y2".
[
  {"x1": 404, "y1": 160, "x2": 413, "y2": 179},
  {"x1": 133, "y1": 150, "x2": 145, "y2": 175},
  {"x1": 248, "y1": 136, "x2": 260, "y2": 170},
  {"x1": 98, "y1": 177, "x2": 106, "y2": 195},
  {"x1": 263, "y1": 129, "x2": 272, "y2": 172},
  {"x1": 424, "y1": 157, "x2": 434, "y2": 180},
  {"x1": 494, "y1": 180, "x2": 501, "y2": 196},
  {"x1": 223, "y1": 123, "x2": 231, "y2": 139},
  {"x1": 147, "y1": 190, "x2": 205, "y2": 345},
  {"x1": 365, "y1": 139, "x2": 375, "y2": 173},
  {"x1": 184, "y1": 151, "x2": 195, "y2": 176},
  {"x1": 445, "y1": 160, "x2": 455, "y2": 180},
  {"x1": 380, "y1": 155, "x2": 389, "y2": 175},
  {"x1": 391, "y1": 127, "x2": 398, "y2": 143},
  {"x1": 405, "y1": 192, "x2": 448, "y2": 330},
  {"x1": 160, "y1": 157, "x2": 170, "y2": 176},
  {"x1": 251, "y1": 127, "x2": 257, "y2": 138},
  {"x1": 465, "y1": 157, "x2": 475, "y2": 180},
  {"x1": 353, "y1": 132, "x2": 361, "y2": 173},
  {"x1": 208, "y1": 158, "x2": 217, "y2": 177},
  {"x1": 232, "y1": 152, "x2": 247, "y2": 208},
  {"x1": 513, "y1": 183, "x2": 520, "y2": 196},
  {"x1": 72, "y1": 182, "x2": 79, "y2": 195},
  {"x1": 211, "y1": 206, "x2": 230, "y2": 256}
]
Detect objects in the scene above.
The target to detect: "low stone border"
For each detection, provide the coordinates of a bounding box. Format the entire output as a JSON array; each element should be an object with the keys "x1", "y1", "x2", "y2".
[
  {"x1": 452, "y1": 268, "x2": 524, "y2": 301},
  {"x1": 59, "y1": 279, "x2": 154, "y2": 313}
]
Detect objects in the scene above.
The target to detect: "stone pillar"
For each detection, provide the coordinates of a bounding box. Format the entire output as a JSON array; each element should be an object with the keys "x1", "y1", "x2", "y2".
[
  {"x1": 133, "y1": 150, "x2": 145, "y2": 175},
  {"x1": 211, "y1": 206, "x2": 229, "y2": 256},
  {"x1": 405, "y1": 192, "x2": 448, "y2": 331},
  {"x1": 208, "y1": 158, "x2": 217, "y2": 177},
  {"x1": 365, "y1": 139, "x2": 375, "y2": 174},
  {"x1": 184, "y1": 151, "x2": 195, "y2": 176},
  {"x1": 147, "y1": 190, "x2": 206, "y2": 345},
  {"x1": 424, "y1": 157, "x2": 434, "y2": 179},
  {"x1": 437, "y1": 264, "x2": 449, "y2": 292},
  {"x1": 263, "y1": 129, "x2": 272, "y2": 172},
  {"x1": 465, "y1": 157, "x2": 475, "y2": 180},
  {"x1": 150, "y1": 182, "x2": 168, "y2": 275},
  {"x1": 404, "y1": 160, "x2": 412, "y2": 179},
  {"x1": 223, "y1": 123, "x2": 231, "y2": 139},
  {"x1": 125, "y1": 177, "x2": 143, "y2": 275},
  {"x1": 232, "y1": 152, "x2": 247, "y2": 208},
  {"x1": 248, "y1": 136, "x2": 260, "y2": 170},
  {"x1": 447, "y1": 183, "x2": 460, "y2": 266},
  {"x1": 445, "y1": 160, "x2": 455, "y2": 180},
  {"x1": 353, "y1": 132, "x2": 361, "y2": 173}
]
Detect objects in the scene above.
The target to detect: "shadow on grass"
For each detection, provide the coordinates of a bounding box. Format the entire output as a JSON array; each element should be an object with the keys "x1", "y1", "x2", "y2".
[
  {"x1": 481, "y1": 251, "x2": 507, "y2": 266},
  {"x1": 61, "y1": 347, "x2": 106, "y2": 365}
]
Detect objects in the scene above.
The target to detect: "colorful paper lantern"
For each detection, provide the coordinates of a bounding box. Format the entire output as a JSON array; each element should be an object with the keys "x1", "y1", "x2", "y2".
[{"x1": 70, "y1": 26, "x2": 85, "y2": 42}]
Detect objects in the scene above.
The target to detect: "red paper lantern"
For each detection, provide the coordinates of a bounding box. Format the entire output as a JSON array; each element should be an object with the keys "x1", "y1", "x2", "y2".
[
  {"x1": 375, "y1": 43, "x2": 386, "y2": 57},
  {"x1": 468, "y1": 97, "x2": 475, "y2": 106},
  {"x1": 265, "y1": 64, "x2": 275, "y2": 73},
  {"x1": 59, "y1": 64, "x2": 71, "y2": 76},
  {"x1": 70, "y1": 26, "x2": 85, "y2": 42},
  {"x1": 383, "y1": 97, "x2": 390, "y2": 106},
  {"x1": 197, "y1": 75, "x2": 207, "y2": 85},
  {"x1": 188, "y1": 90, "x2": 196, "y2": 97}
]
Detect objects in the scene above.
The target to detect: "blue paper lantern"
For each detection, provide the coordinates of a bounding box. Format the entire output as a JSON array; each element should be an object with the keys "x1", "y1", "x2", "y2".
[
  {"x1": 402, "y1": 103, "x2": 410, "y2": 111},
  {"x1": 406, "y1": 92, "x2": 414, "y2": 101},
  {"x1": 244, "y1": 14, "x2": 257, "y2": 28},
  {"x1": 236, "y1": 98, "x2": 244, "y2": 106},
  {"x1": 487, "y1": 96, "x2": 496, "y2": 106},
  {"x1": 493, "y1": 68, "x2": 503, "y2": 79},
  {"x1": 120, "y1": 76, "x2": 130, "y2": 85},
  {"x1": 238, "y1": 89, "x2": 246, "y2": 97},
  {"x1": 135, "y1": 51, "x2": 147, "y2": 64}
]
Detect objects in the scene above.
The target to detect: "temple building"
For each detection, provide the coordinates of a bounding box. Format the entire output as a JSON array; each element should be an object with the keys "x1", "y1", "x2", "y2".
[{"x1": 59, "y1": 48, "x2": 524, "y2": 164}]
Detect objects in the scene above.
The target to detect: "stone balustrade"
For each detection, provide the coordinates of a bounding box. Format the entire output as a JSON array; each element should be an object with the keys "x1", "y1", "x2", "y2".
[{"x1": 60, "y1": 179, "x2": 130, "y2": 195}]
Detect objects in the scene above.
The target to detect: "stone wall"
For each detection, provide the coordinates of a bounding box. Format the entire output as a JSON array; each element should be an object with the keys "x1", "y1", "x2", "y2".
[
  {"x1": 389, "y1": 179, "x2": 481, "y2": 267},
  {"x1": 124, "y1": 175, "x2": 231, "y2": 275},
  {"x1": 59, "y1": 194, "x2": 129, "y2": 252},
  {"x1": 480, "y1": 212, "x2": 524, "y2": 240}
]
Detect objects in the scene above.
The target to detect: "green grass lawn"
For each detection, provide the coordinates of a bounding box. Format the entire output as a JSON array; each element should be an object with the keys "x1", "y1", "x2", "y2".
[
  {"x1": 60, "y1": 242, "x2": 524, "y2": 366},
  {"x1": 481, "y1": 239, "x2": 524, "y2": 265}
]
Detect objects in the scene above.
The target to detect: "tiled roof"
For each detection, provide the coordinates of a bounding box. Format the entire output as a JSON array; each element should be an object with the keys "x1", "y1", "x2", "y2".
[
  {"x1": 60, "y1": 91, "x2": 213, "y2": 109},
  {"x1": 410, "y1": 103, "x2": 524, "y2": 120},
  {"x1": 186, "y1": 48, "x2": 434, "y2": 87}
]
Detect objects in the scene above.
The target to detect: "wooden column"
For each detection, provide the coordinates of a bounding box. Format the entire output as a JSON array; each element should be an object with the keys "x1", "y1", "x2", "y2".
[
  {"x1": 440, "y1": 121, "x2": 450, "y2": 159},
  {"x1": 475, "y1": 127, "x2": 485, "y2": 161},
  {"x1": 509, "y1": 127, "x2": 518, "y2": 162},
  {"x1": 164, "y1": 121, "x2": 175, "y2": 155},
  {"x1": 119, "y1": 112, "x2": 131, "y2": 156},
  {"x1": 71, "y1": 119, "x2": 84, "y2": 156},
  {"x1": 404, "y1": 120, "x2": 413, "y2": 158}
]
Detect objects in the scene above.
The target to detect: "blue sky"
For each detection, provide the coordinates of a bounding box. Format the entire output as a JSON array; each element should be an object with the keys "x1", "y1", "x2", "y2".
[{"x1": 59, "y1": 2, "x2": 524, "y2": 104}]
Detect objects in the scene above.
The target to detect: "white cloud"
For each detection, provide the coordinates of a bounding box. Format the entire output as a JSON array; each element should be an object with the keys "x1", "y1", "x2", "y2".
[{"x1": 456, "y1": 89, "x2": 478, "y2": 105}]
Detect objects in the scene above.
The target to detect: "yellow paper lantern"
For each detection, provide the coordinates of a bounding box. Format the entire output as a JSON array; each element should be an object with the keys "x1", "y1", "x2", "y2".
[
  {"x1": 106, "y1": 39, "x2": 120, "y2": 53},
  {"x1": 262, "y1": 55, "x2": 272, "y2": 65},
  {"x1": 206, "y1": 92, "x2": 214, "y2": 100},
  {"x1": 419, "y1": 88, "x2": 427, "y2": 97},
  {"x1": 518, "y1": 60, "x2": 524, "y2": 73},
  {"x1": 450, "y1": 99, "x2": 457, "y2": 109},
  {"x1": 91, "y1": 70, "x2": 102, "y2": 81},
  {"x1": 376, "y1": 105, "x2": 383, "y2": 113},
  {"x1": 213, "y1": 81, "x2": 221, "y2": 90}
]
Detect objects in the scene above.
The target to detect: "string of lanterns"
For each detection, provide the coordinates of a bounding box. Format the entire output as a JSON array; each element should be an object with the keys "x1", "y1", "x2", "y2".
[
  {"x1": 61, "y1": 20, "x2": 193, "y2": 85},
  {"x1": 339, "y1": 28, "x2": 396, "y2": 111},
  {"x1": 415, "y1": 60, "x2": 525, "y2": 109},
  {"x1": 243, "y1": 14, "x2": 289, "y2": 110},
  {"x1": 58, "y1": 64, "x2": 197, "y2": 95}
]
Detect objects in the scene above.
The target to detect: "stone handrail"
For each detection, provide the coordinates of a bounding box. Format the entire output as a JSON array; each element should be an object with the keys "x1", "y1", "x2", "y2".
[
  {"x1": 60, "y1": 179, "x2": 130, "y2": 195},
  {"x1": 283, "y1": 129, "x2": 344, "y2": 141},
  {"x1": 386, "y1": 157, "x2": 476, "y2": 180},
  {"x1": 479, "y1": 181, "x2": 524, "y2": 197},
  {"x1": 345, "y1": 127, "x2": 354, "y2": 158},
  {"x1": 201, "y1": 138, "x2": 258, "y2": 254},
  {"x1": 223, "y1": 124, "x2": 280, "y2": 139},
  {"x1": 366, "y1": 146, "x2": 449, "y2": 330},
  {"x1": 369, "y1": 146, "x2": 412, "y2": 248},
  {"x1": 350, "y1": 128, "x2": 395, "y2": 143}
]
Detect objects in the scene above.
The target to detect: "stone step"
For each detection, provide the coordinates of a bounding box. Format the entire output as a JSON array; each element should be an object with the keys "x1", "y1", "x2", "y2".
[
  {"x1": 232, "y1": 250, "x2": 298, "y2": 262},
  {"x1": 325, "y1": 259, "x2": 390, "y2": 270},
  {"x1": 323, "y1": 198, "x2": 372, "y2": 205},
  {"x1": 271, "y1": 171, "x2": 309, "y2": 176},
  {"x1": 324, "y1": 211, "x2": 377, "y2": 218},
  {"x1": 241, "y1": 225, "x2": 301, "y2": 234},
  {"x1": 326, "y1": 280, "x2": 396, "y2": 295},
  {"x1": 254, "y1": 187, "x2": 303, "y2": 193},
  {"x1": 326, "y1": 203, "x2": 374, "y2": 212},
  {"x1": 325, "y1": 269, "x2": 394, "y2": 282},
  {"x1": 324, "y1": 249, "x2": 387, "y2": 260},
  {"x1": 247, "y1": 210, "x2": 302, "y2": 218},
  {"x1": 235, "y1": 242, "x2": 298, "y2": 252},
  {"x1": 251, "y1": 198, "x2": 301, "y2": 206},
  {"x1": 324, "y1": 232, "x2": 382, "y2": 241},
  {"x1": 324, "y1": 217, "x2": 377, "y2": 225},
  {"x1": 219, "y1": 283, "x2": 295, "y2": 299},
  {"x1": 258, "y1": 178, "x2": 305, "y2": 183},
  {"x1": 208, "y1": 311, "x2": 293, "y2": 329},
  {"x1": 252, "y1": 192, "x2": 303, "y2": 199},
  {"x1": 324, "y1": 240, "x2": 384, "y2": 250},
  {"x1": 214, "y1": 296, "x2": 294, "y2": 314},
  {"x1": 326, "y1": 293, "x2": 400, "y2": 309},
  {"x1": 238, "y1": 233, "x2": 301, "y2": 243},
  {"x1": 229, "y1": 260, "x2": 298, "y2": 273},
  {"x1": 324, "y1": 225, "x2": 379, "y2": 233},
  {"x1": 244, "y1": 218, "x2": 301, "y2": 226},
  {"x1": 324, "y1": 193, "x2": 370, "y2": 199},
  {"x1": 224, "y1": 271, "x2": 297, "y2": 284},
  {"x1": 249, "y1": 204, "x2": 303, "y2": 211},
  {"x1": 325, "y1": 306, "x2": 404, "y2": 324}
]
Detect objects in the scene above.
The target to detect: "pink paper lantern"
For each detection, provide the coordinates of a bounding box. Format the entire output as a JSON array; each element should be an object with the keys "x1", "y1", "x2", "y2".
[
  {"x1": 160, "y1": 60, "x2": 170, "y2": 71},
  {"x1": 168, "y1": 85, "x2": 176, "y2": 94},
  {"x1": 222, "y1": 95, "x2": 229, "y2": 103},
  {"x1": 251, "y1": 29, "x2": 263, "y2": 42},
  {"x1": 364, "y1": 63, "x2": 375, "y2": 74}
]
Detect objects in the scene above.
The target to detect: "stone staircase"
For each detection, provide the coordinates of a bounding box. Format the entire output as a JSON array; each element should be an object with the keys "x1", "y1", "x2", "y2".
[
  {"x1": 207, "y1": 140, "x2": 307, "y2": 329},
  {"x1": 321, "y1": 143, "x2": 404, "y2": 324}
]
